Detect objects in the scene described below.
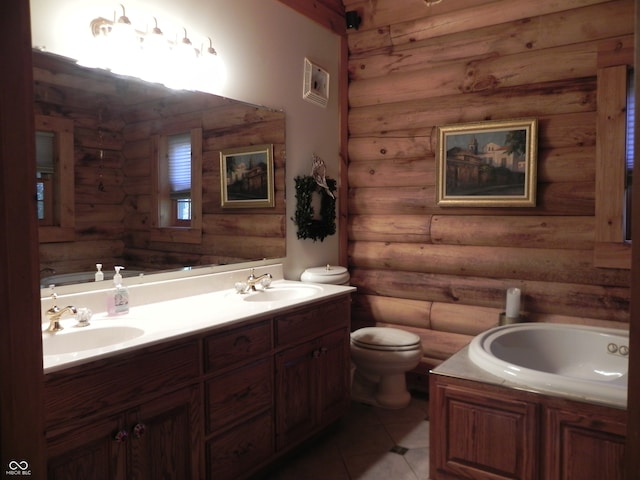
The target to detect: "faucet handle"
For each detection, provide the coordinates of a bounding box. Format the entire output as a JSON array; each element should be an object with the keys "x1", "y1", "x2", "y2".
[{"x1": 75, "y1": 307, "x2": 93, "y2": 328}]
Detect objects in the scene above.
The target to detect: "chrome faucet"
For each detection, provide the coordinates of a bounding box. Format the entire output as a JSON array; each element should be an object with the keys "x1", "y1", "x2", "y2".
[
  {"x1": 245, "y1": 269, "x2": 273, "y2": 292},
  {"x1": 45, "y1": 305, "x2": 77, "y2": 333}
]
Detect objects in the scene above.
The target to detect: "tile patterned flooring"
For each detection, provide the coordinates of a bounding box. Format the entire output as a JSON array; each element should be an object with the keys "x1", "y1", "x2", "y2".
[{"x1": 258, "y1": 394, "x2": 430, "y2": 480}]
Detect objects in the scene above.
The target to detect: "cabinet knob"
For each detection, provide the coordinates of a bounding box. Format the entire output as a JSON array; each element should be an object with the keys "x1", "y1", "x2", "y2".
[
  {"x1": 114, "y1": 429, "x2": 128, "y2": 443},
  {"x1": 132, "y1": 423, "x2": 146, "y2": 439},
  {"x1": 312, "y1": 349, "x2": 321, "y2": 358}
]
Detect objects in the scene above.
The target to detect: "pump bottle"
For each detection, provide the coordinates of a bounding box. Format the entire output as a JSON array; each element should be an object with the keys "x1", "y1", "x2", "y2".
[
  {"x1": 95, "y1": 263, "x2": 104, "y2": 281},
  {"x1": 107, "y1": 266, "x2": 129, "y2": 315}
]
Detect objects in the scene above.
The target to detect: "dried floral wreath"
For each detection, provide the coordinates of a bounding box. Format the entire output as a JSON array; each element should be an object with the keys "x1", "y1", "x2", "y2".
[{"x1": 292, "y1": 155, "x2": 337, "y2": 242}]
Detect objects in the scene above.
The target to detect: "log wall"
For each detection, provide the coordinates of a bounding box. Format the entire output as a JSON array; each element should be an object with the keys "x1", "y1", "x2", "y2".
[
  {"x1": 34, "y1": 52, "x2": 285, "y2": 278},
  {"x1": 342, "y1": 0, "x2": 635, "y2": 372}
]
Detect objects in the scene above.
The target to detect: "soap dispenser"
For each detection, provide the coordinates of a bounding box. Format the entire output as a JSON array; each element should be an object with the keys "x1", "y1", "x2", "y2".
[
  {"x1": 107, "y1": 266, "x2": 129, "y2": 315},
  {"x1": 95, "y1": 263, "x2": 104, "y2": 281}
]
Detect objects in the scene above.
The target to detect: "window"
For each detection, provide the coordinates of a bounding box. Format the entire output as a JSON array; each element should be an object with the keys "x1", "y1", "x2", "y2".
[
  {"x1": 35, "y1": 131, "x2": 55, "y2": 224},
  {"x1": 151, "y1": 127, "x2": 202, "y2": 243},
  {"x1": 167, "y1": 132, "x2": 192, "y2": 225},
  {"x1": 625, "y1": 69, "x2": 634, "y2": 241},
  {"x1": 34, "y1": 115, "x2": 75, "y2": 243}
]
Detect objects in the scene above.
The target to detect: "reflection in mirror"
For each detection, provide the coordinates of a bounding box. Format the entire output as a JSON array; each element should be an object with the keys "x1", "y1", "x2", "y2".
[
  {"x1": 35, "y1": 115, "x2": 75, "y2": 243},
  {"x1": 34, "y1": 50, "x2": 286, "y2": 288}
]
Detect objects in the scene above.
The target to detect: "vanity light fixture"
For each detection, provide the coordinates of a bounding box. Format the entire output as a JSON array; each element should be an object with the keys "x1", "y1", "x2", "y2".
[{"x1": 83, "y1": 5, "x2": 222, "y2": 91}]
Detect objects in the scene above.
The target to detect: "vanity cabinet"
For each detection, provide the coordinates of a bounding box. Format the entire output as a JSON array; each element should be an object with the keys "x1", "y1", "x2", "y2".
[
  {"x1": 274, "y1": 297, "x2": 351, "y2": 451},
  {"x1": 430, "y1": 374, "x2": 627, "y2": 480},
  {"x1": 45, "y1": 342, "x2": 201, "y2": 480},
  {"x1": 44, "y1": 292, "x2": 353, "y2": 480},
  {"x1": 203, "y1": 320, "x2": 274, "y2": 479}
]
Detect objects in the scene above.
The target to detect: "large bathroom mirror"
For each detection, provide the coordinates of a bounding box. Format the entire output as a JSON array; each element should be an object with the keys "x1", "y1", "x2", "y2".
[{"x1": 34, "y1": 50, "x2": 286, "y2": 288}]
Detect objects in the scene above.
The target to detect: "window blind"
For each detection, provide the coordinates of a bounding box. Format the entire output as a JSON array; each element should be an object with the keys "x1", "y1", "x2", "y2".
[
  {"x1": 168, "y1": 132, "x2": 191, "y2": 197},
  {"x1": 35, "y1": 131, "x2": 55, "y2": 174}
]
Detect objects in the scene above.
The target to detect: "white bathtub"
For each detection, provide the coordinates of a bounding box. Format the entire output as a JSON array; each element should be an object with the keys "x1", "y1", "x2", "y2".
[{"x1": 468, "y1": 323, "x2": 628, "y2": 407}]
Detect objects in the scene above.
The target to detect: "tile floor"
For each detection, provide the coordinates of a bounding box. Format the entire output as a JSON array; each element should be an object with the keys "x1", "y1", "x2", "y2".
[{"x1": 258, "y1": 393, "x2": 430, "y2": 480}]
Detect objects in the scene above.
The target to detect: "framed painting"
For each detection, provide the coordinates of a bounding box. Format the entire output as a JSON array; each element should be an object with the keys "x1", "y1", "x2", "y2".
[
  {"x1": 436, "y1": 118, "x2": 538, "y2": 207},
  {"x1": 220, "y1": 144, "x2": 274, "y2": 208}
]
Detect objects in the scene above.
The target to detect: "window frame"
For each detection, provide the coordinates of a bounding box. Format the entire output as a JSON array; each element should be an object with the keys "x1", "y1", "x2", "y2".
[
  {"x1": 594, "y1": 36, "x2": 634, "y2": 269},
  {"x1": 35, "y1": 115, "x2": 75, "y2": 243},
  {"x1": 150, "y1": 127, "x2": 202, "y2": 244}
]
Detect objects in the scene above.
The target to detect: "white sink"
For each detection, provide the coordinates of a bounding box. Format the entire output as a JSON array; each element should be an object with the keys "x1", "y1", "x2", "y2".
[
  {"x1": 241, "y1": 285, "x2": 322, "y2": 303},
  {"x1": 43, "y1": 326, "x2": 145, "y2": 356}
]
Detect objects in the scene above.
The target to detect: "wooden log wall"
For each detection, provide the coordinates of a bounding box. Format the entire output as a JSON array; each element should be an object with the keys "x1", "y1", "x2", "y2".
[
  {"x1": 342, "y1": 0, "x2": 635, "y2": 372},
  {"x1": 34, "y1": 51, "x2": 285, "y2": 278}
]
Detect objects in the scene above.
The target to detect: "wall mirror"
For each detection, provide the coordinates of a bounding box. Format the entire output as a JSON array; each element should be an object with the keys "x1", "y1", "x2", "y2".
[{"x1": 34, "y1": 50, "x2": 286, "y2": 289}]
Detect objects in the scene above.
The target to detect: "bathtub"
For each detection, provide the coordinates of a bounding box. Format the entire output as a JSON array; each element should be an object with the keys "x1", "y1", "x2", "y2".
[{"x1": 468, "y1": 322, "x2": 628, "y2": 407}]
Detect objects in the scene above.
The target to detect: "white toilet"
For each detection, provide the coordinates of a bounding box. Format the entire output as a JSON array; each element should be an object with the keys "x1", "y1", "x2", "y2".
[
  {"x1": 300, "y1": 264, "x2": 350, "y2": 285},
  {"x1": 350, "y1": 327, "x2": 423, "y2": 409}
]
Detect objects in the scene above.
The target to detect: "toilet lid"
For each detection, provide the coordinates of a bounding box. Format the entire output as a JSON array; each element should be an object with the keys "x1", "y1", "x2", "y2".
[
  {"x1": 351, "y1": 327, "x2": 421, "y2": 351},
  {"x1": 301, "y1": 265, "x2": 350, "y2": 284}
]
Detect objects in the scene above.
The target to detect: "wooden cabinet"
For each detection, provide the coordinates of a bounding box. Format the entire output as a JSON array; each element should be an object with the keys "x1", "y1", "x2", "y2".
[
  {"x1": 45, "y1": 293, "x2": 352, "y2": 480},
  {"x1": 204, "y1": 320, "x2": 274, "y2": 479},
  {"x1": 274, "y1": 297, "x2": 351, "y2": 451},
  {"x1": 45, "y1": 341, "x2": 201, "y2": 479},
  {"x1": 543, "y1": 405, "x2": 626, "y2": 480},
  {"x1": 46, "y1": 379, "x2": 200, "y2": 480},
  {"x1": 430, "y1": 374, "x2": 627, "y2": 480}
]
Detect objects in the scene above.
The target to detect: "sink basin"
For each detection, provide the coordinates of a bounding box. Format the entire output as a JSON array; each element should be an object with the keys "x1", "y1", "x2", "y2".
[
  {"x1": 43, "y1": 326, "x2": 145, "y2": 356},
  {"x1": 242, "y1": 285, "x2": 322, "y2": 303}
]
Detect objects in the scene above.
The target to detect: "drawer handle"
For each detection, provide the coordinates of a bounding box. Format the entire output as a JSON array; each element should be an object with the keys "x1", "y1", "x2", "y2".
[
  {"x1": 234, "y1": 387, "x2": 252, "y2": 401},
  {"x1": 233, "y1": 335, "x2": 251, "y2": 347},
  {"x1": 233, "y1": 442, "x2": 255, "y2": 458},
  {"x1": 132, "y1": 423, "x2": 146, "y2": 439},
  {"x1": 114, "y1": 429, "x2": 128, "y2": 443}
]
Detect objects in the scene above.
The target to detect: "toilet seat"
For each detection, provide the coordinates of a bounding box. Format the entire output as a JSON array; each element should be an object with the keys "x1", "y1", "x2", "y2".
[{"x1": 351, "y1": 327, "x2": 421, "y2": 352}]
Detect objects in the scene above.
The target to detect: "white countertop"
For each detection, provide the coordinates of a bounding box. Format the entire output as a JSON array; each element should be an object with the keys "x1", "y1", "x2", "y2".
[{"x1": 42, "y1": 277, "x2": 355, "y2": 374}]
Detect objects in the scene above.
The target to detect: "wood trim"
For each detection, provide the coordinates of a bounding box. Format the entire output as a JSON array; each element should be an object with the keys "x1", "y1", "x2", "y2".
[
  {"x1": 626, "y1": 3, "x2": 640, "y2": 478},
  {"x1": 276, "y1": 0, "x2": 346, "y2": 35},
  {"x1": 339, "y1": 34, "x2": 349, "y2": 268},
  {"x1": 0, "y1": 0, "x2": 47, "y2": 477},
  {"x1": 594, "y1": 64, "x2": 630, "y2": 268}
]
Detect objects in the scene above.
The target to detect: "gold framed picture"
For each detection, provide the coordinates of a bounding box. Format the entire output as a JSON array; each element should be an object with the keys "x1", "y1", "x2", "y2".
[
  {"x1": 436, "y1": 118, "x2": 538, "y2": 207},
  {"x1": 220, "y1": 144, "x2": 274, "y2": 208}
]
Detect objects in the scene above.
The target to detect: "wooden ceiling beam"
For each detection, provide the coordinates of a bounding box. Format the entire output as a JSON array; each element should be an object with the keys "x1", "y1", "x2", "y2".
[{"x1": 276, "y1": 0, "x2": 347, "y2": 35}]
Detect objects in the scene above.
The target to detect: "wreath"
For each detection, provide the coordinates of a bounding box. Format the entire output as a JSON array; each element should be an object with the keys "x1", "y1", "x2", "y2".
[{"x1": 292, "y1": 175, "x2": 337, "y2": 242}]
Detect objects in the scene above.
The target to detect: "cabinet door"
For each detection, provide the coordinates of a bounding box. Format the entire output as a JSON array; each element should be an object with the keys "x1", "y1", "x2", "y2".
[
  {"x1": 128, "y1": 385, "x2": 201, "y2": 480},
  {"x1": 275, "y1": 339, "x2": 318, "y2": 450},
  {"x1": 430, "y1": 377, "x2": 539, "y2": 480},
  {"x1": 206, "y1": 412, "x2": 273, "y2": 480},
  {"x1": 544, "y1": 405, "x2": 626, "y2": 480},
  {"x1": 317, "y1": 328, "x2": 350, "y2": 426},
  {"x1": 47, "y1": 413, "x2": 127, "y2": 480}
]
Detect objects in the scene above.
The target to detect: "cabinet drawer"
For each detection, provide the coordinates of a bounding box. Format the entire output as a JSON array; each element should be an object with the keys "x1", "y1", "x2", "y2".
[
  {"x1": 207, "y1": 412, "x2": 273, "y2": 480},
  {"x1": 206, "y1": 358, "x2": 273, "y2": 433},
  {"x1": 45, "y1": 341, "x2": 199, "y2": 431},
  {"x1": 204, "y1": 320, "x2": 271, "y2": 372},
  {"x1": 275, "y1": 296, "x2": 350, "y2": 346}
]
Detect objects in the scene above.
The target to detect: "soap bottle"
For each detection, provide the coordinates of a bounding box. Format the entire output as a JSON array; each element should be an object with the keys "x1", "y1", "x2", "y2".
[
  {"x1": 95, "y1": 263, "x2": 104, "y2": 281},
  {"x1": 107, "y1": 266, "x2": 129, "y2": 315}
]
